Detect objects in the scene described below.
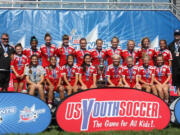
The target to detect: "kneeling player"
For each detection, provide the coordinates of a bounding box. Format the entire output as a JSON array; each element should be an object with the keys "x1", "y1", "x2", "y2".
[
  {"x1": 62, "y1": 54, "x2": 79, "y2": 95},
  {"x1": 45, "y1": 56, "x2": 64, "y2": 108},
  {"x1": 106, "y1": 54, "x2": 123, "y2": 87},
  {"x1": 154, "y1": 54, "x2": 171, "y2": 103},
  {"x1": 122, "y1": 56, "x2": 141, "y2": 89},
  {"x1": 79, "y1": 54, "x2": 97, "y2": 90},
  {"x1": 138, "y1": 55, "x2": 157, "y2": 95}
]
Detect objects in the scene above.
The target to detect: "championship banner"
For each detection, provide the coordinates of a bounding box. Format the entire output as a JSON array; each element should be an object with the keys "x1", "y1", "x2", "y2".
[
  {"x1": 0, "y1": 93, "x2": 51, "y2": 134},
  {"x1": 56, "y1": 88, "x2": 170, "y2": 132}
]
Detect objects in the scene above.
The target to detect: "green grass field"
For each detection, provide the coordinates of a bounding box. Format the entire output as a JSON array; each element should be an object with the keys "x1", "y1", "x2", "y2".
[{"x1": 32, "y1": 124, "x2": 180, "y2": 135}]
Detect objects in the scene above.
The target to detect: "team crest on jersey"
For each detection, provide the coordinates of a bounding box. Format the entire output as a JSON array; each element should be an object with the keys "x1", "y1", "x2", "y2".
[{"x1": 19, "y1": 104, "x2": 45, "y2": 123}]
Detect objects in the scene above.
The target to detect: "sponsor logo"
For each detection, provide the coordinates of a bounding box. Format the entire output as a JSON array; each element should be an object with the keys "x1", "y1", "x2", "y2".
[
  {"x1": 0, "y1": 106, "x2": 16, "y2": 124},
  {"x1": 19, "y1": 104, "x2": 45, "y2": 123},
  {"x1": 56, "y1": 88, "x2": 170, "y2": 132}
]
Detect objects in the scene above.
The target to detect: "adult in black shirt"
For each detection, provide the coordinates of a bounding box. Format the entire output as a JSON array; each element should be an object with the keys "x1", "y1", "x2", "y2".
[
  {"x1": 0, "y1": 33, "x2": 15, "y2": 91},
  {"x1": 168, "y1": 29, "x2": 180, "y2": 96}
]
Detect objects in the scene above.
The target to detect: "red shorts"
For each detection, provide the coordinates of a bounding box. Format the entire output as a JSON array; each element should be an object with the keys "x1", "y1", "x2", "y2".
[
  {"x1": 12, "y1": 73, "x2": 25, "y2": 83},
  {"x1": 128, "y1": 82, "x2": 136, "y2": 88}
]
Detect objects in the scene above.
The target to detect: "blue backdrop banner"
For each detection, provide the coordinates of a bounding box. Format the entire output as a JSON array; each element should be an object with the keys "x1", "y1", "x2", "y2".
[
  {"x1": 0, "y1": 93, "x2": 51, "y2": 134},
  {"x1": 0, "y1": 10, "x2": 180, "y2": 50}
]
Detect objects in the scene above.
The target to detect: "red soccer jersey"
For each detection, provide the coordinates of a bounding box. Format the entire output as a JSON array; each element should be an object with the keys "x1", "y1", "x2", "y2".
[
  {"x1": 122, "y1": 66, "x2": 139, "y2": 88},
  {"x1": 155, "y1": 49, "x2": 172, "y2": 66},
  {"x1": 106, "y1": 64, "x2": 123, "y2": 86},
  {"x1": 61, "y1": 64, "x2": 79, "y2": 86},
  {"x1": 11, "y1": 54, "x2": 28, "y2": 75},
  {"x1": 138, "y1": 65, "x2": 155, "y2": 83},
  {"x1": 137, "y1": 48, "x2": 155, "y2": 66},
  {"x1": 40, "y1": 44, "x2": 56, "y2": 67},
  {"x1": 106, "y1": 47, "x2": 122, "y2": 65},
  {"x1": 23, "y1": 48, "x2": 41, "y2": 64},
  {"x1": 121, "y1": 49, "x2": 139, "y2": 66},
  {"x1": 45, "y1": 66, "x2": 61, "y2": 90},
  {"x1": 56, "y1": 45, "x2": 75, "y2": 66},
  {"x1": 154, "y1": 65, "x2": 171, "y2": 84},
  {"x1": 90, "y1": 49, "x2": 106, "y2": 66},
  {"x1": 74, "y1": 49, "x2": 90, "y2": 66},
  {"x1": 79, "y1": 65, "x2": 97, "y2": 88}
]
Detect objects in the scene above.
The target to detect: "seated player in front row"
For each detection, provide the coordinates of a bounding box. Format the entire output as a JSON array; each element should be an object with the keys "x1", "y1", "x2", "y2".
[
  {"x1": 79, "y1": 54, "x2": 97, "y2": 90},
  {"x1": 11, "y1": 43, "x2": 28, "y2": 92},
  {"x1": 62, "y1": 54, "x2": 79, "y2": 94},
  {"x1": 138, "y1": 55, "x2": 158, "y2": 96},
  {"x1": 106, "y1": 54, "x2": 123, "y2": 87},
  {"x1": 45, "y1": 56, "x2": 64, "y2": 108},
  {"x1": 25, "y1": 55, "x2": 45, "y2": 101},
  {"x1": 122, "y1": 56, "x2": 141, "y2": 89},
  {"x1": 154, "y1": 54, "x2": 171, "y2": 103}
]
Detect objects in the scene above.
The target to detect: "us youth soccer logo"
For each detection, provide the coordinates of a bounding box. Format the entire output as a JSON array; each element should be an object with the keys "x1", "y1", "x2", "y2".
[
  {"x1": 19, "y1": 104, "x2": 45, "y2": 123},
  {"x1": 0, "y1": 106, "x2": 16, "y2": 124}
]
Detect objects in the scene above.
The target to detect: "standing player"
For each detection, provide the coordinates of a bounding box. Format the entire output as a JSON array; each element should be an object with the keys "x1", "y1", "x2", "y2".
[
  {"x1": 40, "y1": 33, "x2": 56, "y2": 68},
  {"x1": 155, "y1": 40, "x2": 172, "y2": 67},
  {"x1": 74, "y1": 38, "x2": 90, "y2": 66},
  {"x1": 11, "y1": 43, "x2": 28, "y2": 92},
  {"x1": 56, "y1": 34, "x2": 75, "y2": 66},
  {"x1": 138, "y1": 55, "x2": 157, "y2": 95},
  {"x1": 62, "y1": 54, "x2": 79, "y2": 94},
  {"x1": 137, "y1": 37, "x2": 155, "y2": 66},
  {"x1": 122, "y1": 56, "x2": 141, "y2": 89},
  {"x1": 45, "y1": 56, "x2": 64, "y2": 108},
  {"x1": 106, "y1": 54, "x2": 123, "y2": 87},
  {"x1": 121, "y1": 40, "x2": 138, "y2": 66},
  {"x1": 90, "y1": 39, "x2": 106, "y2": 67},
  {"x1": 154, "y1": 54, "x2": 171, "y2": 103},
  {"x1": 106, "y1": 37, "x2": 122, "y2": 65},
  {"x1": 79, "y1": 54, "x2": 97, "y2": 90},
  {"x1": 23, "y1": 36, "x2": 41, "y2": 64}
]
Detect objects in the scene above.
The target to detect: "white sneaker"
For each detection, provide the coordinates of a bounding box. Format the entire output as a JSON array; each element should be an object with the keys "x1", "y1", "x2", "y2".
[{"x1": 48, "y1": 104, "x2": 53, "y2": 109}]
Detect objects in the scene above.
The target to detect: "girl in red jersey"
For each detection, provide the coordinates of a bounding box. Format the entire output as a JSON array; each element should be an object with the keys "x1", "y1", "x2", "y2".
[
  {"x1": 122, "y1": 56, "x2": 141, "y2": 89},
  {"x1": 62, "y1": 54, "x2": 79, "y2": 94},
  {"x1": 25, "y1": 55, "x2": 45, "y2": 101},
  {"x1": 106, "y1": 54, "x2": 123, "y2": 87},
  {"x1": 79, "y1": 54, "x2": 97, "y2": 90},
  {"x1": 138, "y1": 55, "x2": 157, "y2": 95},
  {"x1": 11, "y1": 43, "x2": 28, "y2": 92},
  {"x1": 137, "y1": 37, "x2": 156, "y2": 66},
  {"x1": 40, "y1": 33, "x2": 56, "y2": 68},
  {"x1": 154, "y1": 54, "x2": 171, "y2": 103},
  {"x1": 155, "y1": 40, "x2": 172, "y2": 67},
  {"x1": 45, "y1": 56, "x2": 64, "y2": 108}
]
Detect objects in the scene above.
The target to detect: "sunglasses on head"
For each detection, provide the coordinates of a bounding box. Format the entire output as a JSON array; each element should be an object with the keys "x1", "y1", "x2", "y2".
[{"x1": 2, "y1": 38, "x2": 8, "y2": 41}]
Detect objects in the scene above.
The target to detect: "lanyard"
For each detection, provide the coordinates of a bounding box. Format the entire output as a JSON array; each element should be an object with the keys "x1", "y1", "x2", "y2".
[
  {"x1": 47, "y1": 46, "x2": 50, "y2": 58},
  {"x1": 18, "y1": 56, "x2": 22, "y2": 70},
  {"x1": 31, "y1": 49, "x2": 37, "y2": 55},
  {"x1": 2, "y1": 44, "x2": 8, "y2": 53},
  {"x1": 143, "y1": 48, "x2": 149, "y2": 55},
  {"x1": 64, "y1": 46, "x2": 69, "y2": 57},
  {"x1": 96, "y1": 49, "x2": 102, "y2": 59},
  {"x1": 112, "y1": 48, "x2": 117, "y2": 55},
  {"x1": 144, "y1": 67, "x2": 149, "y2": 80},
  {"x1": 159, "y1": 49, "x2": 165, "y2": 55},
  {"x1": 52, "y1": 68, "x2": 56, "y2": 79},
  {"x1": 32, "y1": 66, "x2": 37, "y2": 80},
  {"x1": 81, "y1": 49, "x2": 85, "y2": 56},
  {"x1": 67, "y1": 65, "x2": 72, "y2": 80},
  {"x1": 175, "y1": 43, "x2": 179, "y2": 52},
  {"x1": 128, "y1": 67, "x2": 133, "y2": 82},
  {"x1": 86, "y1": 66, "x2": 90, "y2": 81},
  {"x1": 113, "y1": 66, "x2": 119, "y2": 78},
  {"x1": 157, "y1": 66, "x2": 163, "y2": 81},
  {"x1": 128, "y1": 50, "x2": 135, "y2": 58}
]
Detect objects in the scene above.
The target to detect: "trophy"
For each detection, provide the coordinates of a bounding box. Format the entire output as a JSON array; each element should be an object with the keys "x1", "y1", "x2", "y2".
[{"x1": 97, "y1": 58, "x2": 106, "y2": 88}]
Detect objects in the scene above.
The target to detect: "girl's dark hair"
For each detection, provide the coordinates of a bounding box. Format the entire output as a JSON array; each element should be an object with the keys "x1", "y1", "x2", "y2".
[
  {"x1": 80, "y1": 38, "x2": 87, "y2": 43},
  {"x1": 44, "y1": 32, "x2": 51, "y2": 40},
  {"x1": 159, "y1": 39, "x2": 167, "y2": 49},
  {"x1": 111, "y1": 36, "x2": 119, "y2": 43},
  {"x1": 66, "y1": 54, "x2": 74, "y2": 66},
  {"x1": 29, "y1": 54, "x2": 38, "y2": 74},
  {"x1": 30, "y1": 36, "x2": 38, "y2": 44},
  {"x1": 15, "y1": 43, "x2": 23, "y2": 49},
  {"x1": 96, "y1": 39, "x2": 103, "y2": 44},
  {"x1": 63, "y1": 34, "x2": 69, "y2": 40},
  {"x1": 81, "y1": 53, "x2": 91, "y2": 72},
  {"x1": 141, "y1": 37, "x2": 150, "y2": 48}
]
